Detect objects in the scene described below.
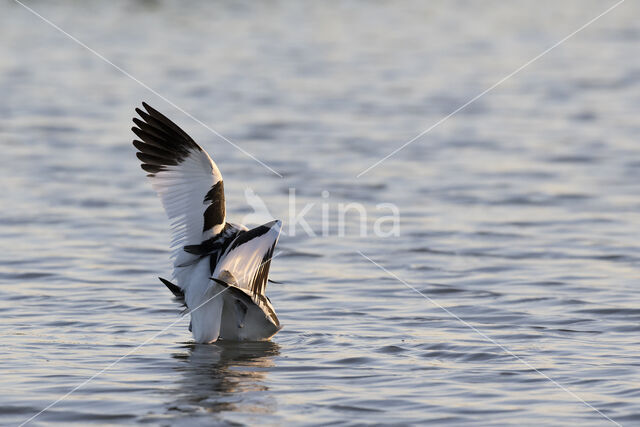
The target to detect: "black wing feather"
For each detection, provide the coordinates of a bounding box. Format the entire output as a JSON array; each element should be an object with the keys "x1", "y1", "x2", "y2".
[
  {"x1": 159, "y1": 277, "x2": 186, "y2": 307},
  {"x1": 132, "y1": 102, "x2": 203, "y2": 177}
]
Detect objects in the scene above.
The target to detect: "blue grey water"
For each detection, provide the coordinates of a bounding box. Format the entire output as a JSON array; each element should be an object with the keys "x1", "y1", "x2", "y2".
[{"x1": 1, "y1": 1, "x2": 639, "y2": 425}]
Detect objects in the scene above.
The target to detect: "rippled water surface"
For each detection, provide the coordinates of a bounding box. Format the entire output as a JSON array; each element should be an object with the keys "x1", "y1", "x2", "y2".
[{"x1": 2, "y1": 1, "x2": 640, "y2": 425}]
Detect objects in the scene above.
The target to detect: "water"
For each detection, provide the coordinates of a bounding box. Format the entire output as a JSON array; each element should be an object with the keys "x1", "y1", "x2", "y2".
[{"x1": 1, "y1": 1, "x2": 639, "y2": 425}]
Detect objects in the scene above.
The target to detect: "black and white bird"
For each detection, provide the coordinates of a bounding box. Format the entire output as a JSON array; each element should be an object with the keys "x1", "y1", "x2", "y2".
[{"x1": 132, "y1": 102, "x2": 282, "y2": 343}]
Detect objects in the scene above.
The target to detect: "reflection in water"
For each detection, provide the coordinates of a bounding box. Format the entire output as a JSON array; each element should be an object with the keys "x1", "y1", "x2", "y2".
[{"x1": 170, "y1": 341, "x2": 280, "y2": 416}]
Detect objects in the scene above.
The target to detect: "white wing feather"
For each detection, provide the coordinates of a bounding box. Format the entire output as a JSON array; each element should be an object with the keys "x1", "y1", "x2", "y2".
[
  {"x1": 132, "y1": 103, "x2": 227, "y2": 269},
  {"x1": 213, "y1": 220, "x2": 281, "y2": 296},
  {"x1": 149, "y1": 152, "x2": 223, "y2": 265}
]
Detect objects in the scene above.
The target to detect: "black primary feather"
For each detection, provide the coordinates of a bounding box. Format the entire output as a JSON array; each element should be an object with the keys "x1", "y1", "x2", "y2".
[
  {"x1": 159, "y1": 277, "x2": 185, "y2": 306},
  {"x1": 131, "y1": 102, "x2": 202, "y2": 177}
]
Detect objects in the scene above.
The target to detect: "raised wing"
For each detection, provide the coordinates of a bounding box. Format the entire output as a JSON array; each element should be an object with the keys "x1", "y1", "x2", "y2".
[
  {"x1": 213, "y1": 220, "x2": 281, "y2": 296},
  {"x1": 132, "y1": 102, "x2": 226, "y2": 267}
]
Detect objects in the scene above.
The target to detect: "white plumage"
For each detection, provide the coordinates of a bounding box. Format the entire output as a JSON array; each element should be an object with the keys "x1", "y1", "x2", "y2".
[{"x1": 132, "y1": 102, "x2": 282, "y2": 343}]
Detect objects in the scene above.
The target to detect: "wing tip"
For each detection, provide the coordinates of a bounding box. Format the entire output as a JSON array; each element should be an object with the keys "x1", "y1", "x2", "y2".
[
  {"x1": 159, "y1": 276, "x2": 183, "y2": 297},
  {"x1": 141, "y1": 163, "x2": 163, "y2": 174}
]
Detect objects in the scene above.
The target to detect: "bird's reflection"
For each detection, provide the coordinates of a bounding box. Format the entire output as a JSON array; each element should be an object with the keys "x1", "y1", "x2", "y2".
[{"x1": 171, "y1": 340, "x2": 280, "y2": 415}]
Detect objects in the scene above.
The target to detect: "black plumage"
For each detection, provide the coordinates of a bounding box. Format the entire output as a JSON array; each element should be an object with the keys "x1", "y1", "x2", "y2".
[
  {"x1": 131, "y1": 102, "x2": 202, "y2": 177},
  {"x1": 228, "y1": 224, "x2": 271, "y2": 252},
  {"x1": 159, "y1": 277, "x2": 185, "y2": 306},
  {"x1": 202, "y1": 181, "x2": 225, "y2": 231},
  {"x1": 251, "y1": 246, "x2": 275, "y2": 296}
]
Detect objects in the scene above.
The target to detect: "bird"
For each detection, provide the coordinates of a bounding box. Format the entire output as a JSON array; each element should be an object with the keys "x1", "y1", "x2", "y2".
[{"x1": 131, "y1": 102, "x2": 282, "y2": 343}]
